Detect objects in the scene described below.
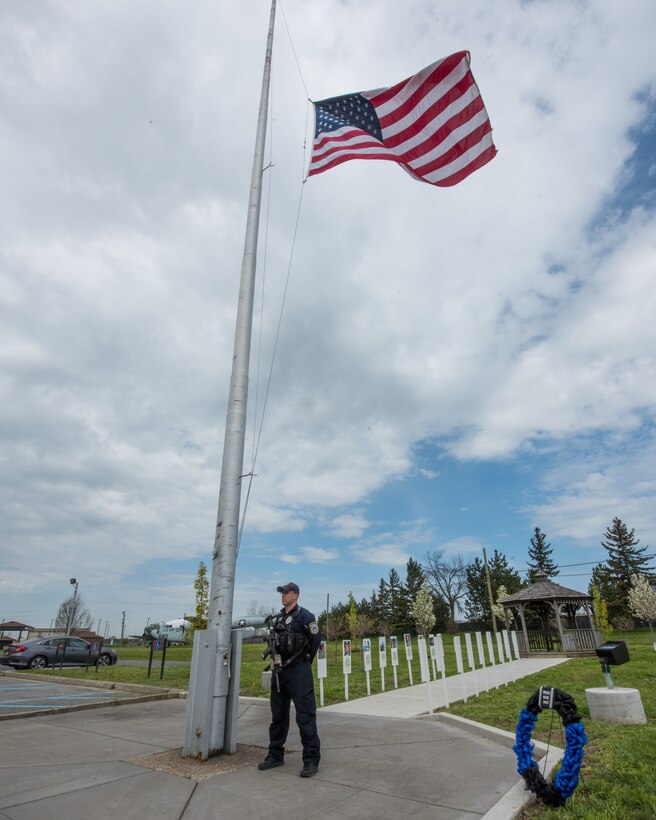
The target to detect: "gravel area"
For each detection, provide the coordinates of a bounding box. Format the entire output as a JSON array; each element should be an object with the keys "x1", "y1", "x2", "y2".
[{"x1": 130, "y1": 744, "x2": 288, "y2": 781}]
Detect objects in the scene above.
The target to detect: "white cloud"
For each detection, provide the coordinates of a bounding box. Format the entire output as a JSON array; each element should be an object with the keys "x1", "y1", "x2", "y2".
[
  {"x1": 436, "y1": 536, "x2": 486, "y2": 556},
  {"x1": 301, "y1": 546, "x2": 340, "y2": 563},
  {"x1": 353, "y1": 545, "x2": 413, "y2": 566},
  {"x1": 351, "y1": 518, "x2": 434, "y2": 566},
  {"x1": 328, "y1": 513, "x2": 370, "y2": 538}
]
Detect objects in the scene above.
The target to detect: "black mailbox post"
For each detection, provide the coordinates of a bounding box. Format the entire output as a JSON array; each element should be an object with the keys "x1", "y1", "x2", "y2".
[{"x1": 595, "y1": 640, "x2": 629, "y2": 688}]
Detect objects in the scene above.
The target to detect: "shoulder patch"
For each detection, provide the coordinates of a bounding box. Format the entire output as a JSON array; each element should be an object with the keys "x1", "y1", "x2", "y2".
[{"x1": 309, "y1": 622, "x2": 319, "y2": 635}]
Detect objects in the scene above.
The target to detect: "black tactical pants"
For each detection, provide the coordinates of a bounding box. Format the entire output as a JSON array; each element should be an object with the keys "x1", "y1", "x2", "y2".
[{"x1": 268, "y1": 661, "x2": 320, "y2": 765}]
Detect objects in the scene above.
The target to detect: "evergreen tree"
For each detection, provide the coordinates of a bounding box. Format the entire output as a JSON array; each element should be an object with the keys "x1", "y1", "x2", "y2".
[
  {"x1": 464, "y1": 558, "x2": 489, "y2": 625},
  {"x1": 431, "y1": 594, "x2": 450, "y2": 632},
  {"x1": 465, "y1": 550, "x2": 522, "y2": 627},
  {"x1": 593, "y1": 517, "x2": 655, "y2": 622},
  {"x1": 400, "y1": 558, "x2": 425, "y2": 627},
  {"x1": 387, "y1": 568, "x2": 405, "y2": 628},
  {"x1": 490, "y1": 549, "x2": 522, "y2": 592},
  {"x1": 346, "y1": 591, "x2": 358, "y2": 642},
  {"x1": 376, "y1": 577, "x2": 391, "y2": 626},
  {"x1": 527, "y1": 526, "x2": 559, "y2": 582}
]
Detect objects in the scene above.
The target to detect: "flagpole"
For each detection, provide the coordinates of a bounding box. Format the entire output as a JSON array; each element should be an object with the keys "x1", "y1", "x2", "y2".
[{"x1": 184, "y1": 0, "x2": 276, "y2": 757}]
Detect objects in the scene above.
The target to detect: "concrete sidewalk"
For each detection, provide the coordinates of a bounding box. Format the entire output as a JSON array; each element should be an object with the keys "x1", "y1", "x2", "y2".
[
  {"x1": 0, "y1": 656, "x2": 569, "y2": 819},
  {"x1": 322, "y1": 656, "x2": 569, "y2": 717}
]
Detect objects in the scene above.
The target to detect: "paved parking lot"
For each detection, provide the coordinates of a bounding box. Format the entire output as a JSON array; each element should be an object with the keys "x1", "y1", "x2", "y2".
[{"x1": 0, "y1": 674, "x2": 137, "y2": 717}]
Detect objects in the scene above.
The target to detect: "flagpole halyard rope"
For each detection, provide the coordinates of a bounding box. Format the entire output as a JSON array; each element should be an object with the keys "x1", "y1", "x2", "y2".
[{"x1": 237, "y1": 173, "x2": 306, "y2": 554}]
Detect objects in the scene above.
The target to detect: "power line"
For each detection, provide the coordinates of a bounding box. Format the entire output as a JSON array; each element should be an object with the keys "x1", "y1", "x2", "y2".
[{"x1": 519, "y1": 553, "x2": 656, "y2": 574}]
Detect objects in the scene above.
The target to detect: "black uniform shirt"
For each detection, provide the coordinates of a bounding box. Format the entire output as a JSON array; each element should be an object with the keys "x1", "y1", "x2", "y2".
[{"x1": 276, "y1": 604, "x2": 322, "y2": 661}]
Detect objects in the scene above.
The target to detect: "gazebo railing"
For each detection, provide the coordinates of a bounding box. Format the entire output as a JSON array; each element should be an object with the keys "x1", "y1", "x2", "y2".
[
  {"x1": 514, "y1": 627, "x2": 602, "y2": 655},
  {"x1": 562, "y1": 627, "x2": 602, "y2": 652}
]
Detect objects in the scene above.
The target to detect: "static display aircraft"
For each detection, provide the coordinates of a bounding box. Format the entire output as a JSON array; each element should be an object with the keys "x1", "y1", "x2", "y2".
[{"x1": 142, "y1": 615, "x2": 267, "y2": 645}]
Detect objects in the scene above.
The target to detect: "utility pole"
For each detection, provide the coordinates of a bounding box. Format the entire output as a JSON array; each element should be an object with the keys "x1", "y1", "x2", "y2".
[
  {"x1": 97, "y1": 618, "x2": 102, "y2": 635},
  {"x1": 483, "y1": 548, "x2": 497, "y2": 636},
  {"x1": 121, "y1": 611, "x2": 126, "y2": 642}
]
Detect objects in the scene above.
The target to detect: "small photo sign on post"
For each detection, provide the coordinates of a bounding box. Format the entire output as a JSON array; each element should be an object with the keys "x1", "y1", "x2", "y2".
[
  {"x1": 317, "y1": 640, "x2": 327, "y2": 707},
  {"x1": 429, "y1": 634, "x2": 438, "y2": 680},
  {"x1": 362, "y1": 638, "x2": 372, "y2": 695},
  {"x1": 390, "y1": 635, "x2": 399, "y2": 689},
  {"x1": 403, "y1": 633, "x2": 414, "y2": 686},
  {"x1": 378, "y1": 637, "x2": 387, "y2": 692},
  {"x1": 342, "y1": 639, "x2": 351, "y2": 700}
]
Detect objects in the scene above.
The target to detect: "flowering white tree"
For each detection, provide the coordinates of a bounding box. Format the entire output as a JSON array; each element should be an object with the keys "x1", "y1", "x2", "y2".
[
  {"x1": 491, "y1": 585, "x2": 509, "y2": 627},
  {"x1": 628, "y1": 574, "x2": 656, "y2": 642},
  {"x1": 412, "y1": 582, "x2": 436, "y2": 636}
]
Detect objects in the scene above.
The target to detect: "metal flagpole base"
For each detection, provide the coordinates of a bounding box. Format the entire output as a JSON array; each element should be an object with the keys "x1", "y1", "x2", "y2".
[{"x1": 183, "y1": 630, "x2": 219, "y2": 759}]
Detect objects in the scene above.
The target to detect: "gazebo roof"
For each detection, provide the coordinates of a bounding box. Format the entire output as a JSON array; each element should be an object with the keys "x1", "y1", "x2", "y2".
[
  {"x1": 0, "y1": 620, "x2": 34, "y2": 631},
  {"x1": 500, "y1": 571, "x2": 591, "y2": 606}
]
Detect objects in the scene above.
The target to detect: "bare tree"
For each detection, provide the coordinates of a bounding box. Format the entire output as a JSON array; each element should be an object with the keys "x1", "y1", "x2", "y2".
[
  {"x1": 246, "y1": 599, "x2": 275, "y2": 619},
  {"x1": 55, "y1": 594, "x2": 93, "y2": 634},
  {"x1": 352, "y1": 613, "x2": 376, "y2": 661},
  {"x1": 324, "y1": 614, "x2": 346, "y2": 662},
  {"x1": 423, "y1": 550, "x2": 468, "y2": 632}
]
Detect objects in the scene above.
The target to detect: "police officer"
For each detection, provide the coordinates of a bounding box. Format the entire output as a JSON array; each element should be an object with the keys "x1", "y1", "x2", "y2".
[{"x1": 258, "y1": 582, "x2": 321, "y2": 777}]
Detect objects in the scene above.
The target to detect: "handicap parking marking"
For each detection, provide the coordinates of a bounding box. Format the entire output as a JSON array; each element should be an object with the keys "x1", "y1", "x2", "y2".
[
  {"x1": 0, "y1": 676, "x2": 124, "y2": 713},
  {"x1": 0, "y1": 692, "x2": 117, "y2": 709}
]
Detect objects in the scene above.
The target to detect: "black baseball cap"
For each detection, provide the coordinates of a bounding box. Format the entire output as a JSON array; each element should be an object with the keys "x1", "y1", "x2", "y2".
[{"x1": 277, "y1": 582, "x2": 300, "y2": 594}]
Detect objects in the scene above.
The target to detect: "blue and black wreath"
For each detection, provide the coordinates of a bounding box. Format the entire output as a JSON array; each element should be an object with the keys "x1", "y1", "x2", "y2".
[{"x1": 513, "y1": 688, "x2": 588, "y2": 807}]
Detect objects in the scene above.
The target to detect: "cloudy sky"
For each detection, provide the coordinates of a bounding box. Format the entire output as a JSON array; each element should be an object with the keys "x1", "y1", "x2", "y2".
[{"x1": 2, "y1": 0, "x2": 655, "y2": 637}]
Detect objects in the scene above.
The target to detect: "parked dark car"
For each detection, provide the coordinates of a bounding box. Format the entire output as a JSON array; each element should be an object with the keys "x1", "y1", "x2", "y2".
[{"x1": 0, "y1": 636, "x2": 117, "y2": 670}]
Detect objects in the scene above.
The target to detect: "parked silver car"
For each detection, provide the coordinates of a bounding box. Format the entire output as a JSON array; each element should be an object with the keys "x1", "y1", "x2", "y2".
[{"x1": 1, "y1": 636, "x2": 117, "y2": 670}]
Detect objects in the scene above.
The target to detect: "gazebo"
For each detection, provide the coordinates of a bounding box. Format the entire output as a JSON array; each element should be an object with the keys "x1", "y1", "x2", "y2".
[
  {"x1": 0, "y1": 620, "x2": 34, "y2": 642},
  {"x1": 500, "y1": 572, "x2": 602, "y2": 656}
]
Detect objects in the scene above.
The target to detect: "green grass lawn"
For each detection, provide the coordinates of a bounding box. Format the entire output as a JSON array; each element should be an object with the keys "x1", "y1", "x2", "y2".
[
  {"x1": 22, "y1": 630, "x2": 655, "y2": 818},
  {"x1": 445, "y1": 629, "x2": 656, "y2": 820}
]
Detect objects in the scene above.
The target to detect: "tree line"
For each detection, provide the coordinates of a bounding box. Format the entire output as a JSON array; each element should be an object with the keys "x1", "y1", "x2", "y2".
[{"x1": 317, "y1": 517, "x2": 655, "y2": 640}]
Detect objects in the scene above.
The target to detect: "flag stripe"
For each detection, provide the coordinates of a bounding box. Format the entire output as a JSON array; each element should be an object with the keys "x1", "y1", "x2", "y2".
[{"x1": 308, "y1": 51, "x2": 496, "y2": 187}]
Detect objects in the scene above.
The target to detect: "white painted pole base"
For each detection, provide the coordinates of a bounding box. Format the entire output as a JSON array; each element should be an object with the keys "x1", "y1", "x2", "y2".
[{"x1": 585, "y1": 687, "x2": 647, "y2": 724}]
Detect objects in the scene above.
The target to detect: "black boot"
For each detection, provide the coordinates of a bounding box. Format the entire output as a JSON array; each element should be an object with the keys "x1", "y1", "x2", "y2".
[{"x1": 258, "y1": 755, "x2": 283, "y2": 771}]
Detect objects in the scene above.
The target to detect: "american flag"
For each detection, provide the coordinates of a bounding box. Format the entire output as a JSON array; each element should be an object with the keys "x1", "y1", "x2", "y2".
[{"x1": 308, "y1": 51, "x2": 496, "y2": 187}]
